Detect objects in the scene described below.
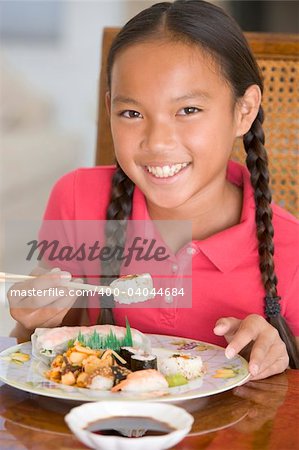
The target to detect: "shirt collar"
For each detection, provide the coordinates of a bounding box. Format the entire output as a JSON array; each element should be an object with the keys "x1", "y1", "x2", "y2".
[{"x1": 131, "y1": 160, "x2": 258, "y2": 272}]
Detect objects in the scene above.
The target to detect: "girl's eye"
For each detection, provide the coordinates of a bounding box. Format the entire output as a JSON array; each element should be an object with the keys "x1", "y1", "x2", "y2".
[
  {"x1": 120, "y1": 110, "x2": 143, "y2": 119},
  {"x1": 177, "y1": 107, "x2": 202, "y2": 116}
]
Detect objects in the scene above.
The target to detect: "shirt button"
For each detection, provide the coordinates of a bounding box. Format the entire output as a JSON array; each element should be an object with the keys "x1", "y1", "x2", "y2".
[
  {"x1": 186, "y1": 247, "x2": 197, "y2": 255},
  {"x1": 165, "y1": 294, "x2": 174, "y2": 304},
  {"x1": 171, "y1": 264, "x2": 178, "y2": 273}
]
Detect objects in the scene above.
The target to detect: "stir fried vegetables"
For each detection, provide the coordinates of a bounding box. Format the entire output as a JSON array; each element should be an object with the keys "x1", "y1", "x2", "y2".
[{"x1": 46, "y1": 341, "x2": 129, "y2": 388}]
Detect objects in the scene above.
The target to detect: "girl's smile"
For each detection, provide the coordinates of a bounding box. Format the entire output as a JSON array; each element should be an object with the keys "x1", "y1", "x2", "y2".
[{"x1": 143, "y1": 161, "x2": 191, "y2": 182}]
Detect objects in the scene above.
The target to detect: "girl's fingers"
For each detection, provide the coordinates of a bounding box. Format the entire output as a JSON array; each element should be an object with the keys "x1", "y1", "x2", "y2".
[
  {"x1": 39, "y1": 301, "x2": 80, "y2": 328},
  {"x1": 245, "y1": 330, "x2": 276, "y2": 376},
  {"x1": 11, "y1": 277, "x2": 84, "y2": 310},
  {"x1": 249, "y1": 339, "x2": 289, "y2": 380},
  {"x1": 10, "y1": 284, "x2": 81, "y2": 314},
  {"x1": 250, "y1": 358, "x2": 288, "y2": 381},
  {"x1": 9, "y1": 287, "x2": 71, "y2": 309},
  {"x1": 10, "y1": 292, "x2": 81, "y2": 330},
  {"x1": 40, "y1": 310, "x2": 71, "y2": 328},
  {"x1": 30, "y1": 266, "x2": 49, "y2": 276},
  {"x1": 213, "y1": 317, "x2": 242, "y2": 341},
  {"x1": 8, "y1": 268, "x2": 72, "y2": 296},
  {"x1": 20, "y1": 302, "x2": 77, "y2": 330},
  {"x1": 10, "y1": 278, "x2": 83, "y2": 329},
  {"x1": 223, "y1": 315, "x2": 267, "y2": 361}
]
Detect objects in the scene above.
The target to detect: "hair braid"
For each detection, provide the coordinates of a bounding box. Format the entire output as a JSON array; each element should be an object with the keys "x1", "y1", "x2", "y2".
[
  {"x1": 244, "y1": 106, "x2": 299, "y2": 368},
  {"x1": 98, "y1": 164, "x2": 135, "y2": 325}
]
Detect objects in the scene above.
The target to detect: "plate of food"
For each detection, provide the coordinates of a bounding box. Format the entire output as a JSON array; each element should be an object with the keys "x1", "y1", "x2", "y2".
[{"x1": 0, "y1": 321, "x2": 250, "y2": 402}]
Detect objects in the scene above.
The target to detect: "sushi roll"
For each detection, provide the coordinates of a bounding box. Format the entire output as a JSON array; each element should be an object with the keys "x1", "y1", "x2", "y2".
[
  {"x1": 158, "y1": 353, "x2": 203, "y2": 380},
  {"x1": 119, "y1": 346, "x2": 140, "y2": 369},
  {"x1": 131, "y1": 353, "x2": 157, "y2": 372},
  {"x1": 110, "y1": 273, "x2": 154, "y2": 304}
]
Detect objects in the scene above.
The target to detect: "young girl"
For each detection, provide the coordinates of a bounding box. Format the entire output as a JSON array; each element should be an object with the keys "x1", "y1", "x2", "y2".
[{"x1": 9, "y1": 0, "x2": 299, "y2": 379}]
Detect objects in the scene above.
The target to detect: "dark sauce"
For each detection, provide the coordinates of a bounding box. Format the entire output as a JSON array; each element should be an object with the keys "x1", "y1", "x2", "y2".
[{"x1": 85, "y1": 416, "x2": 175, "y2": 438}]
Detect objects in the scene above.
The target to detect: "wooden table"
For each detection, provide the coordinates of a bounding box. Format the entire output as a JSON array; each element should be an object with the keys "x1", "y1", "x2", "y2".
[{"x1": 0, "y1": 340, "x2": 298, "y2": 450}]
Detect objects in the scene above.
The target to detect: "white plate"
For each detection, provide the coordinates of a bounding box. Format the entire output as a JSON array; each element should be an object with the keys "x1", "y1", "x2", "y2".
[{"x1": 0, "y1": 334, "x2": 250, "y2": 402}]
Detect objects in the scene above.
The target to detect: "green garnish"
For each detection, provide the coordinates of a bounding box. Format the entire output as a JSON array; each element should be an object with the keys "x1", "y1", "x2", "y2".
[
  {"x1": 68, "y1": 318, "x2": 133, "y2": 351},
  {"x1": 125, "y1": 317, "x2": 133, "y2": 345},
  {"x1": 165, "y1": 373, "x2": 188, "y2": 387}
]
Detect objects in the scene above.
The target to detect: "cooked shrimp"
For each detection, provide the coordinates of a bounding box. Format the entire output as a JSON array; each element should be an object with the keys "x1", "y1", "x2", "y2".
[{"x1": 111, "y1": 369, "x2": 168, "y2": 392}]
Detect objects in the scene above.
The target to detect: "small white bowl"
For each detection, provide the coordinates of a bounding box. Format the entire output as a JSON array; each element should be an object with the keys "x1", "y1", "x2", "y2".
[{"x1": 65, "y1": 401, "x2": 194, "y2": 450}]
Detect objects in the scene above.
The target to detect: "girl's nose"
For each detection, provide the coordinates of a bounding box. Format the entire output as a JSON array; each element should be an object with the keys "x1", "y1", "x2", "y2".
[{"x1": 141, "y1": 120, "x2": 176, "y2": 153}]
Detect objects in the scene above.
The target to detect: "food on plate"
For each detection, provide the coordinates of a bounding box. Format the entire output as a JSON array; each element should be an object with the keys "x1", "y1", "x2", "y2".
[
  {"x1": 165, "y1": 373, "x2": 188, "y2": 387},
  {"x1": 45, "y1": 344, "x2": 203, "y2": 392},
  {"x1": 158, "y1": 353, "x2": 203, "y2": 380},
  {"x1": 111, "y1": 365, "x2": 132, "y2": 385},
  {"x1": 119, "y1": 346, "x2": 139, "y2": 369},
  {"x1": 41, "y1": 321, "x2": 204, "y2": 393},
  {"x1": 32, "y1": 320, "x2": 151, "y2": 362},
  {"x1": 46, "y1": 343, "x2": 130, "y2": 389},
  {"x1": 110, "y1": 273, "x2": 154, "y2": 304},
  {"x1": 131, "y1": 353, "x2": 158, "y2": 371},
  {"x1": 119, "y1": 346, "x2": 157, "y2": 371},
  {"x1": 111, "y1": 369, "x2": 168, "y2": 392},
  {"x1": 45, "y1": 338, "x2": 166, "y2": 393}
]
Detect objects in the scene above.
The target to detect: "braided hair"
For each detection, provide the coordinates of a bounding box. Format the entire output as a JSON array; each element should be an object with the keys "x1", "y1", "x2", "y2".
[
  {"x1": 100, "y1": 0, "x2": 299, "y2": 368},
  {"x1": 98, "y1": 165, "x2": 134, "y2": 325},
  {"x1": 244, "y1": 107, "x2": 299, "y2": 368}
]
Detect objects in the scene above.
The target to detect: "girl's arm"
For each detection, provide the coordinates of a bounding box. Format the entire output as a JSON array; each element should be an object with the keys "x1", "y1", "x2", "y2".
[
  {"x1": 7, "y1": 267, "x2": 82, "y2": 340},
  {"x1": 10, "y1": 322, "x2": 34, "y2": 343}
]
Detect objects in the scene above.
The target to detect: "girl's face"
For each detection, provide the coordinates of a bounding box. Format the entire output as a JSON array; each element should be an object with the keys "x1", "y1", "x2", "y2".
[{"x1": 108, "y1": 40, "x2": 244, "y2": 213}]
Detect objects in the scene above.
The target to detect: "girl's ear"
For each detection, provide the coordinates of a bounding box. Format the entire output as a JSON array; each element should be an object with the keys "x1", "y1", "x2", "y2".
[
  {"x1": 105, "y1": 91, "x2": 111, "y2": 116},
  {"x1": 235, "y1": 84, "x2": 262, "y2": 137}
]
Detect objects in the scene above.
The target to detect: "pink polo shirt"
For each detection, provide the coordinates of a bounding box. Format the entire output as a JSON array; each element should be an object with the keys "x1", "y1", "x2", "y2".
[{"x1": 42, "y1": 161, "x2": 299, "y2": 346}]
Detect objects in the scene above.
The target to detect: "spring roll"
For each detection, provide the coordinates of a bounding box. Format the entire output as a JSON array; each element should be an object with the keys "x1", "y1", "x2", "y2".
[{"x1": 31, "y1": 324, "x2": 151, "y2": 362}]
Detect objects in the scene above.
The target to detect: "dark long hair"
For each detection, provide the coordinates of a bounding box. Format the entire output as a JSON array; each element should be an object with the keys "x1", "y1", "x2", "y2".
[{"x1": 100, "y1": 0, "x2": 299, "y2": 368}]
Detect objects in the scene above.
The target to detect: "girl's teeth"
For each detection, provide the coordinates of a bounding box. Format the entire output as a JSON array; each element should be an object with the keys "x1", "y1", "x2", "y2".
[
  {"x1": 156, "y1": 167, "x2": 163, "y2": 177},
  {"x1": 146, "y1": 162, "x2": 188, "y2": 178}
]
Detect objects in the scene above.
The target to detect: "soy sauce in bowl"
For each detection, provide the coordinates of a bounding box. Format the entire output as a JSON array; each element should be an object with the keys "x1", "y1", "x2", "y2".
[
  {"x1": 85, "y1": 416, "x2": 175, "y2": 438},
  {"x1": 65, "y1": 401, "x2": 194, "y2": 450}
]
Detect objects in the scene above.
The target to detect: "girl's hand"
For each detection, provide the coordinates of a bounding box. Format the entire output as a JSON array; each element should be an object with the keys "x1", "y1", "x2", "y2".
[
  {"x1": 213, "y1": 314, "x2": 289, "y2": 380},
  {"x1": 8, "y1": 267, "x2": 82, "y2": 331}
]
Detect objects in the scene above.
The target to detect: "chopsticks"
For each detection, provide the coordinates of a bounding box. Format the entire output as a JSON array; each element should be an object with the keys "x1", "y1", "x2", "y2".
[{"x1": 0, "y1": 272, "x2": 121, "y2": 294}]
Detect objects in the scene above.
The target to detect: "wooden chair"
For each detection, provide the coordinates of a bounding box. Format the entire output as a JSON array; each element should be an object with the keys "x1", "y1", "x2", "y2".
[{"x1": 96, "y1": 29, "x2": 299, "y2": 217}]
